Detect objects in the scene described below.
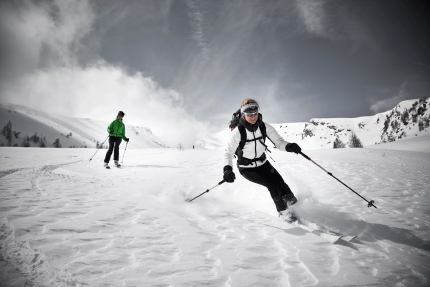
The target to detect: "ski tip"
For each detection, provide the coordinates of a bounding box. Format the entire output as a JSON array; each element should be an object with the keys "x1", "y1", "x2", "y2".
[
  {"x1": 333, "y1": 236, "x2": 343, "y2": 244},
  {"x1": 342, "y1": 235, "x2": 356, "y2": 242}
]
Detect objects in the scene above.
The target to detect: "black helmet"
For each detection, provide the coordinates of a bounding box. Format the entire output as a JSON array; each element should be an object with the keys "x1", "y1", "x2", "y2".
[{"x1": 118, "y1": 111, "x2": 125, "y2": 117}]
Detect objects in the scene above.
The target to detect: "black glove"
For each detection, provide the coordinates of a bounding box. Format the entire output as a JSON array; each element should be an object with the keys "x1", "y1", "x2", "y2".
[
  {"x1": 126, "y1": 138, "x2": 129, "y2": 142},
  {"x1": 223, "y1": 165, "x2": 235, "y2": 183},
  {"x1": 286, "y1": 143, "x2": 301, "y2": 154},
  {"x1": 109, "y1": 130, "x2": 114, "y2": 134}
]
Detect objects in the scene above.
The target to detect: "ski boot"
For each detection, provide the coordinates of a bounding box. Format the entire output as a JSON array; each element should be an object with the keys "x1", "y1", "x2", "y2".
[
  {"x1": 114, "y1": 161, "x2": 121, "y2": 168},
  {"x1": 282, "y1": 193, "x2": 298, "y2": 207},
  {"x1": 278, "y1": 209, "x2": 298, "y2": 224},
  {"x1": 104, "y1": 162, "x2": 110, "y2": 169}
]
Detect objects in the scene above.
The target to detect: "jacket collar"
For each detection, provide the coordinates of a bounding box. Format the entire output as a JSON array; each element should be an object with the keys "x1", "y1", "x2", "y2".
[{"x1": 239, "y1": 114, "x2": 262, "y2": 132}]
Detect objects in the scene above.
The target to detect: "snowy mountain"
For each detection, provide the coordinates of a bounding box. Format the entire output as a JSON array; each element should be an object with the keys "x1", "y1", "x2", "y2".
[
  {"x1": 0, "y1": 103, "x2": 167, "y2": 149},
  {"x1": 195, "y1": 97, "x2": 430, "y2": 151}
]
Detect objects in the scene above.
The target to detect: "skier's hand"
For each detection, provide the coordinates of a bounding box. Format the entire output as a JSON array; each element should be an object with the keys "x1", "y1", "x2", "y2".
[
  {"x1": 126, "y1": 138, "x2": 129, "y2": 142},
  {"x1": 109, "y1": 130, "x2": 114, "y2": 134},
  {"x1": 223, "y1": 166, "x2": 235, "y2": 183},
  {"x1": 286, "y1": 143, "x2": 301, "y2": 154}
]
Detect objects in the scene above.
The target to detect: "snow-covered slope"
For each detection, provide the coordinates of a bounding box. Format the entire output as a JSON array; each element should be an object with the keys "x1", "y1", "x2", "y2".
[
  {"x1": 0, "y1": 103, "x2": 167, "y2": 149},
  {"x1": 195, "y1": 97, "x2": 430, "y2": 151},
  {"x1": 1, "y1": 147, "x2": 429, "y2": 286}
]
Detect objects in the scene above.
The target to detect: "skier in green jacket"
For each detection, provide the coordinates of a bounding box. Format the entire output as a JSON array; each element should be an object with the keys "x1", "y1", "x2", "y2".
[{"x1": 104, "y1": 111, "x2": 129, "y2": 168}]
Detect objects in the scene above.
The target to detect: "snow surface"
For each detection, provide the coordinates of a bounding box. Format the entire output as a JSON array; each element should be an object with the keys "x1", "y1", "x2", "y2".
[{"x1": 1, "y1": 146, "x2": 429, "y2": 286}]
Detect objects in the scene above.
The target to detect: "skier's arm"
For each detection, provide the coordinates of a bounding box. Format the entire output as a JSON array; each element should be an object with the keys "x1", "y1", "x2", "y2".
[
  {"x1": 266, "y1": 123, "x2": 301, "y2": 153},
  {"x1": 120, "y1": 124, "x2": 127, "y2": 141},
  {"x1": 107, "y1": 121, "x2": 114, "y2": 134},
  {"x1": 265, "y1": 123, "x2": 290, "y2": 151},
  {"x1": 223, "y1": 128, "x2": 241, "y2": 169}
]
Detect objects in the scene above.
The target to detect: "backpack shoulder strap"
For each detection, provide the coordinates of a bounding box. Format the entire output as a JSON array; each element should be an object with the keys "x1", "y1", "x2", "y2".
[
  {"x1": 237, "y1": 123, "x2": 247, "y2": 151},
  {"x1": 260, "y1": 121, "x2": 267, "y2": 141},
  {"x1": 260, "y1": 121, "x2": 276, "y2": 146}
]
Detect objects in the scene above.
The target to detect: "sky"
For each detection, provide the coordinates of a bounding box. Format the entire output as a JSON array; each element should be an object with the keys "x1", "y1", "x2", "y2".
[{"x1": 0, "y1": 0, "x2": 429, "y2": 145}]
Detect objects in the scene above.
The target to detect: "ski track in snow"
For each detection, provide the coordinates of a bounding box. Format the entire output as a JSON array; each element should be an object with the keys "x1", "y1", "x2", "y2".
[{"x1": 0, "y1": 147, "x2": 429, "y2": 286}]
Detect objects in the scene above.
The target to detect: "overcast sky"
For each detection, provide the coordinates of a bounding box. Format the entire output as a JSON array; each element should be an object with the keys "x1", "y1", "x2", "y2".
[{"x1": 1, "y1": 0, "x2": 429, "y2": 145}]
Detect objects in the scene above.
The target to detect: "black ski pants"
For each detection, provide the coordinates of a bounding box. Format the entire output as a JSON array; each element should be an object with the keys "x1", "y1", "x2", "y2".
[
  {"x1": 239, "y1": 161, "x2": 294, "y2": 212},
  {"x1": 104, "y1": 136, "x2": 122, "y2": 163}
]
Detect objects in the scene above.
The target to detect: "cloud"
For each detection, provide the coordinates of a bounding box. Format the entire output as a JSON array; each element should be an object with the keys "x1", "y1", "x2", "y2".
[
  {"x1": 2, "y1": 61, "x2": 207, "y2": 146},
  {"x1": 295, "y1": 0, "x2": 327, "y2": 37},
  {"x1": 369, "y1": 75, "x2": 430, "y2": 113},
  {"x1": 185, "y1": 0, "x2": 210, "y2": 60},
  {"x1": 0, "y1": 0, "x2": 207, "y2": 146},
  {"x1": 0, "y1": 0, "x2": 94, "y2": 75},
  {"x1": 369, "y1": 82, "x2": 409, "y2": 113}
]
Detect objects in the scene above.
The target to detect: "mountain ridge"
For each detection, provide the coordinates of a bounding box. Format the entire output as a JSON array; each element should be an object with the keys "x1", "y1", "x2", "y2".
[
  {"x1": 195, "y1": 97, "x2": 430, "y2": 151},
  {"x1": 0, "y1": 103, "x2": 167, "y2": 149}
]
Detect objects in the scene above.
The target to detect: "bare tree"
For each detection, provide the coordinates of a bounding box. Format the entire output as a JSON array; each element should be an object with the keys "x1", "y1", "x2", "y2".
[{"x1": 178, "y1": 143, "x2": 183, "y2": 151}]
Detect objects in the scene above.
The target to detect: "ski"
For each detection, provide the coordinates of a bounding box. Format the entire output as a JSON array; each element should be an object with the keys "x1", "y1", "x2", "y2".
[
  {"x1": 231, "y1": 211, "x2": 349, "y2": 244},
  {"x1": 283, "y1": 215, "x2": 356, "y2": 243},
  {"x1": 286, "y1": 218, "x2": 343, "y2": 244},
  {"x1": 295, "y1": 216, "x2": 356, "y2": 242}
]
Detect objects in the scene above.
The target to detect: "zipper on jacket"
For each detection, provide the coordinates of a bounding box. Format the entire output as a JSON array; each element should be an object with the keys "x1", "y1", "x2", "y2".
[{"x1": 252, "y1": 130, "x2": 257, "y2": 158}]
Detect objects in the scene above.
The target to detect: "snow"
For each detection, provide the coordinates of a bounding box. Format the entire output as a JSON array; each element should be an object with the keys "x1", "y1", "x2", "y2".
[
  {"x1": 367, "y1": 133, "x2": 430, "y2": 153},
  {"x1": 1, "y1": 145, "x2": 430, "y2": 286}
]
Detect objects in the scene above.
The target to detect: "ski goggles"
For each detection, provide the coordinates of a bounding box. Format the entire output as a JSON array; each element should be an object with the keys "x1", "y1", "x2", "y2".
[
  {"x1": 241, "y1": 103, "x2": 259, "y2": 116},
  {"x1": 243, "y1": 110, "x2": 259, "y2": 117}
]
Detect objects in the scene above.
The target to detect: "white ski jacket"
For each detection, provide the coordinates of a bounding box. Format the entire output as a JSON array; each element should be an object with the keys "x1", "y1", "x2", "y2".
[{"x1": 224, "y1": 122, "x2": 290, "y2": 169}]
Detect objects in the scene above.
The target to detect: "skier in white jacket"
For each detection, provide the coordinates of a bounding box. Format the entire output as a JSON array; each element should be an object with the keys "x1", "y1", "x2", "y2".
[{"x1": 223, "y1": 99, "x2": 302, "y2": 220}]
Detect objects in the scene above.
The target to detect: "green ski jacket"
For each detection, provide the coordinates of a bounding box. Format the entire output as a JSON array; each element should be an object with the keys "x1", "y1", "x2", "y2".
[{"x1": 107, "y1": 118, "x2": 127, "y2": 141}]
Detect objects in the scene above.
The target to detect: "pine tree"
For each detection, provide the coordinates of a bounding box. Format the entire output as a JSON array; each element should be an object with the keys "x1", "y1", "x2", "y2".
[
  {"x1": 418, "y1": 119, "x2": 425, "y2": 131},
  {"x1": 30, "y1": 132, "x2": 39, "y2": 143},
  {"x1": 21, "y1": 136, "x2": 30, "y2": 147},
  {"x1": 349, "y1": 131, "x2": 363, "y2": 148},
  {"x1": 333, "y1": 137, "x2": 346, "y2": 148},
  {"x1": 4, "y1": 121, "x2": 12, "y2": 146},
  {"x1": 53, "y1": 139, "x2": 61, "y2": 148},
  {"x1": 401, "y1": 110, "x2": 409, "y2": 125},
  {"x1": 1, "y1": 125, "x2": 6, "y2": 137}
]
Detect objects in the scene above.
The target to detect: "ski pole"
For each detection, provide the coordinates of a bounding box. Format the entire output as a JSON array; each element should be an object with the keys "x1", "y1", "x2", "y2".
[
  {"x1": 121, "y1": 141, "x2": 128, "y2": 163},
  {"x1": 88, "y1": 135, "x2": 109, "y2": 163},
  {"x1": 300, "y1": 152, "x2": 377, "y2": 209},
  {"x1": 185, "y1": 180, "x2": 226, "y2": 202}
]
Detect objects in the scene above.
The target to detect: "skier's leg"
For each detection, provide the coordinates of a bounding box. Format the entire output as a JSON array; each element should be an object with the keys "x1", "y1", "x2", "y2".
[
  {"x1": 239, "y1": 162, "x2": 294, "y2": 212},
  {"x1": 113, "y1": 138, "x2": 122, "y2": 165},
  {"x1": 104, "y1": 137, "x2": 114, "y2": 164},
  {"x1": 262, "y1": 163, "x2": 297, "y2": 207}
]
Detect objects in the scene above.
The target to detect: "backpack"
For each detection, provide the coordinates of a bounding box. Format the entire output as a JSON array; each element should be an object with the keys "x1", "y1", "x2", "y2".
[{"x1": 228, "y1": 109, "x2": 276, "y2": 165}]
